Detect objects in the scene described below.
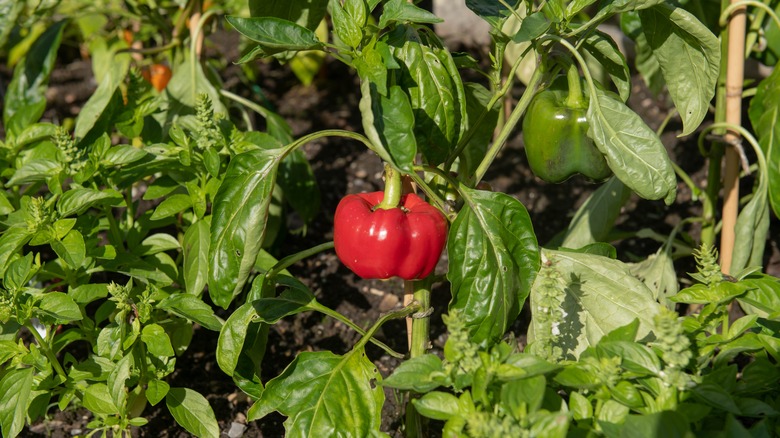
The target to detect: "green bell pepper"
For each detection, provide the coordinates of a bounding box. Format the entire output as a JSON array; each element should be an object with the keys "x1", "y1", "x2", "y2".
[{"x1": 521, "y1": 63, "x2": 611, "y2": 183}]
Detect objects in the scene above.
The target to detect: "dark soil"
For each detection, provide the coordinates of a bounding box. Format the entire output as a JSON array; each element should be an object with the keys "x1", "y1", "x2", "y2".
[{"x1": 12, "y1": 26, "x2": 780, "y2": 438}]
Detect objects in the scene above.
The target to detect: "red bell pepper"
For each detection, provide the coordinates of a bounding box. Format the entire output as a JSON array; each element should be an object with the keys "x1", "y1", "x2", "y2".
[{"x1": 333, "y1": 191, "x2": 448, "y2": 280}]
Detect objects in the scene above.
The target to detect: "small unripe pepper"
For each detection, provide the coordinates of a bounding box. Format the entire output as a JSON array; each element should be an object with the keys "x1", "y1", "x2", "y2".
[
  {"x1": 333, "y1": 167, "x2": 447, "y2": 280},
  {"x1": 522, "y1": 63, "x2": 611, "y2": 183}
]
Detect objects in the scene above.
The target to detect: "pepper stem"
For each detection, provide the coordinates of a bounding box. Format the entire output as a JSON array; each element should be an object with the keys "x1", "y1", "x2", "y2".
[
  {"x1": 564, "y1": 58, "x2": 585, "y2": 109},
  {"x1": 375, "y1": 163, "x2": 403, "y2": 210}
]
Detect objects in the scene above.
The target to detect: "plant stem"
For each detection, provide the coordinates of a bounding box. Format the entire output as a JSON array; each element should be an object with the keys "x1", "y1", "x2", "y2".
[
  {"x1": 27, "y1": 323, "x2": 67, "y2": 380},
  {"x1": 311, "y1": 303, "x2": 406, "y2": 359},
  {"x1": 376, "y1": 164, "x2": 403, "y2": 210},
  {"x1": 720, "y1": 0, "x2": 747, "y2": 275},
  {"x1": 409, "y1": 277, "x2": 433, "y2": 358},
  {"x1": 267, "y1": 241, "x2": 335, "y2": 278},
  {"x1": 474, "y1": 66, "x2": 544, "y2": 184},
  {"x1": 564, "y1": 59, "x2": 585, "y2": 108}
]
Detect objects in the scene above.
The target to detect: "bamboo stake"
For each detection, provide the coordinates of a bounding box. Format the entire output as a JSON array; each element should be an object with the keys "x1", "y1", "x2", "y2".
[{"x1": 720, "y1": 0, "x2": 747, "y2": 275}]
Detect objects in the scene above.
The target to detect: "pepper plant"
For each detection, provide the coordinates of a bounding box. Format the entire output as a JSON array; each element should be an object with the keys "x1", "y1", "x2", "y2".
[{"x1": 1, "y1": 0, "x2": 779, "y2": 436}]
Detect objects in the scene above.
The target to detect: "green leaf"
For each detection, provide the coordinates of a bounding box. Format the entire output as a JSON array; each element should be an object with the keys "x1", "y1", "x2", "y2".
[
  {"x1": 385, "y1": 25, "x2": 467, "y2": 165},
  {"x1": 146, "y1": 379, "x2": 170, "y2": 406},
  {"x1": 226, "y1": 16, "x2": 324, "y2": 51},
  {"x1": 165, "y1": 388, "x2": 219, "y2": 438},
  {"x1": 447, "y1": 188, "x2": 540, "y2": 345},
  {"x1": 3, "y1": 21, "x2": 67, "y2": 138},
  {"x1": 57, "y1": 188, "x2": 124, "y2": 217},
  {"x1": 330, "y1": 0, "x2": 364, "y2": 48},
  {"x1": 466, "y1": 0, "x2": 515, "y2": 28},
  {"x1": 141, "y1": 324, "x2": 175, "y2": 357},
  {"x1": 36, "y1": 292, "x2": 82, "y2": 323},
  {"x1": 692, "y1": 383, "x2": 741, "y2": 414},
  {"x1": 378, "y1": 0, "x2": 443, "y2": 28},
  {"x1": 749, "y1": 66, "x2": 780, "y2": 219},
  {"x1": 0, "y1": 367, "x2": 34, "y2": 438},
  {"x1": 360, "y1": 83, "x2": 417, "y2": 172},
  {"x1": 247, "y1": 349, "x2": 384, "y2": 436},
  {"x1": 51, "y1": 229, "x2": 86, "y2": 269},
  {"x1": 569, "y1": 391, "x2": 593, "y2": 420},
  {"x1": 628, "y1": 246, "x2": 678, "y2": 306},
  {"x1": 738, "y1": 274, "x2": 780, "y2": 318},
  {"x1": 6, "y1": 159, "x2": 61, "y2": 186},
  {"x1": 68, "y1": 284, "x2": 110, "y2": 305},
  {"x1": 108, "y1": 354, "x2": 132, "y2": 412},
  {"x1": 582, "y1": 30, "x2": 631, "y2": 102},
  {"x1": 158, "y1": 294, "x2": 223, "y2": 331},
  {"x1": 596, "y1": 341, "x2": 661, "y2": 376},
  {"x1": 102, "y1": 145, "x2": 150, "y2": 166},
  {"x1": 83, "y1": 383, "x2": 120, "y2": 415},
  {"x1": 0, "y1": 228, "x2": 31, "y2": 278},
  {"x1": 13, "y1": 123, "x2": 58, "y2": 150},
  {"x1": 530, "y1": 249, "x2": 660, "y2": 359},
  {"x1": 0, "y1": 0, "x2": 24, "y2": 51},
  {"x1": 183, "y1": 220, "x2": 210, "y2": 296},
  {"x1": 511, "y1": 12, "x2": 550, "y2": 44},
  {"x1": 457, "y1": 82, "x2": 501, "y2": 177},
  {"x1": 560, "y1": 177, "x2": 630, "y2": 248},
  {"x1": 671, "y1": 282, "x2": 752, "y2": 305},
  {"x1": 383, "y1": 354, "x2": 445, "y2": 392},
  {"x1": 638, "y1": 4, "x2": 720, "y2": 137},
  {"x1": 132, "y1": 233, "x2": 181, "y2": 256},
  {"x1": 247, "y1": 0, "x2": 328, "y2": 31},
  {"x1": 150, "y1": 194, "x2": 192, "y2": 221},
  {"x1": 501, "y1": 375, "x2": 546, "y2": 413},
  {"x1": 209, "y1": 147, "x2": 286, "y2": 309},
  {"x1": 413, "y1": 391, "x2": 461, "y2": 421},
  {"x1": 621, "y1": 411, "x2": 691, "y2": 437},
  {"x1": 587, "y1": 87, "x2": 677, "y2": 204},
  {"x1": 74, "y1": 57, "x2": 129, "y2": 140},
  {"x1": 217, "y1": 288, "x2": 316, "y2": 376}
]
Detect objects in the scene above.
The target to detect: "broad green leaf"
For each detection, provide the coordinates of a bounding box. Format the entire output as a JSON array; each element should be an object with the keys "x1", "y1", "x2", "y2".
[
  {"x1": 591, "y1": 0, "x2": 666, "y2": 22},
  {"x1": 621, "y1": 12, "x2": 665, "y2": 94},
  {"x1": 183, "y1": 220, "x2": 210, "y2": 296},
  {"x1": 4, "y1": 253, "x2": 34, "y2": 292},
  {"x1": 102, "y1": 253, "x2": 175, "y2": 286},
  {"x1": 4, "y1": 21, "x2": 67, "y2": 138},
  {"x1": 501, "y1": 375, "x2": 546, "y2": 413},
  {"x1": 0, "y1": 367, "x2": 34, "y2": 438},
  {"x1": 83, "y1": 383, "x2": 120, "y2": 415},
  {"x1": 102, "y1": 145, "x2": 150, "y2": 166},
  {"x1": 587, "y1": 87, "x2": 676, "y2": 204},
  {"x1": 511, "y1": 12, "x2": 549, "y2": 44},
  {"x1": 412, "y1": 391, "x2": 461, "y2": 421},
  {"x1": 6, "y1": 159, "x2": 61, "y2": 186},
  {"x1": 447, "y1": 188, "x2": 540, "y2": 346},
  {"x1": 13, "y1": 123, "x2": 58, "y2": 150},
  {"x1": 217, "y1": 287, "x2": 316, "y2": 376},
  {"x1": 621, "y1": 411, "x2": 691, "y2": 437},
  {"x1": 360, "y1": 83, "x2": 417, "y2": 172},
  {"x1": 529, "y1": 249, "x2": 660, "y2": 359},
  {"x1": 51, "y1": 229, "x2": 86, "y2": 269},
  {"x1": 36, "y1": 292, "x2": 82, "y2": 323},
  {"x1": 248, "y1": 0, "x2": 329, "y2": 31},
  {"x1": 0, "y1": 228, "x2": 32, "y2": 278},
  {"x1": 247, "y1": 349, "x2": 384, "y2": 436},
  {"x1": 378, "y1": 0, "x2": 443, "y2": 28},
  {"x1": 628, "y1": 245, "x2": 678, "y2": 306},
  {"x1": 146, "y1": 379, "x2": 170, "y2": 406},
  {"x1": 560, "y1": 177, "x2": 630, "y2": 248},
  {"x1": 596, "y1": 341, "x2": 661, "y2": 376},
  {"x1": 671, "y1": 282, "x2": 752, "y2": 305},
  {"x1": 142, "y1": 324, "x2": 175, "y2": 357},
  {"x1": 582, "y1": 30, "x2": 631, "y2": 102},
  {"x1": 209, "y1": 147, "x2": 287, "y2": 308},
  {"x1": 638, "y1": 4, "x2": 720, "y2": 136},
  {"x1": 150, "y1": 194, "x2": 192, "y2": 221},
  {"x1": 166, "y1": 388, "x2": 220, "y2": 438},
  {"x1": 748, "y1": 66, "x2": 780, "y2": 219},
  {"x1": 691, "y1": 383, "x2": 741, "y2": 414},
  {"x1": 385, "y1": 25, "x2": 467, "y2": 165},
  {"x1": 57, "y1": 187, "x2": 124, "y2": 217},
  {"x1": 158, "y1": 294, "x2": 223, "y2": 331},
  {"x1": 466, "y1": 0, "x2": 516, "y2": 28},
  {"x1": 108, "y1": 354, "x2": 132, "y2": 412},
  {"x1": 383, "y1": 354, "x2": 445, "y2": 392},
  {"x1": 569, "y1": 391, "x2": 593, "y2": 420},
  {"x1": 132, "y1": 233, "x2": 181, "y2": 256},
  {"x1": 0, "y1": 191, "x2": 13, "y2": 216},
  {"x1": 74, "y1": 57, "x2": 130, "y2": 140},
  {"x1": 330, "y1": 0, "x2": 364, "y2": 48},
  {"x1": 68, "y1": 284, "x2": 110, "y2": 304},
  {"x1": 738, "y1": 274, "x2": 780, "y2": 318},
  {"x1": 162, "y1": 57, "x2": 225, "y2": 117},
  {"x1": 226, "y1": 16, "x2": 324, "y2": 51}
]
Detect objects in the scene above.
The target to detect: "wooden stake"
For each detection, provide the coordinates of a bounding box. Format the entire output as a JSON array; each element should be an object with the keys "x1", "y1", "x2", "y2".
[{"x1": 720, "y1": 0, "x2": 747, "y2": 275}]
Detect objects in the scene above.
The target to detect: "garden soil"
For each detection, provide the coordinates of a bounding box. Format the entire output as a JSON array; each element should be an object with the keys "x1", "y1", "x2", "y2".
[{"x1": 9, "y1": 28, "x2": 780, "y2": 438}]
